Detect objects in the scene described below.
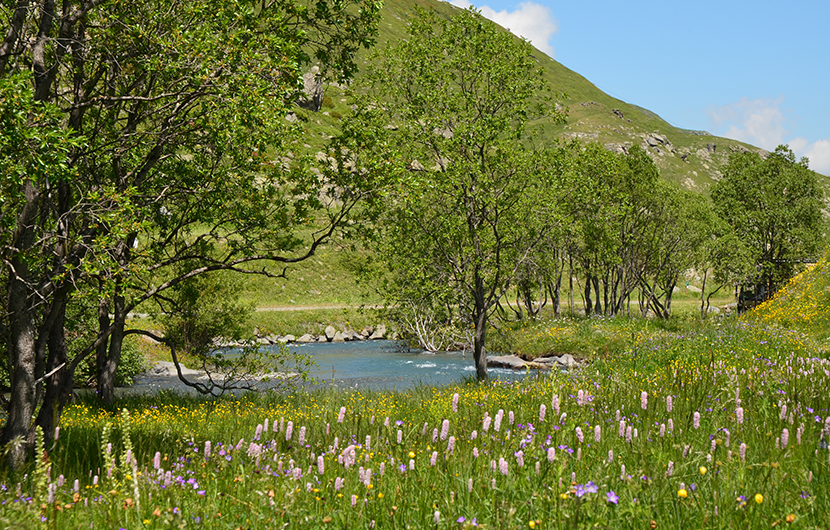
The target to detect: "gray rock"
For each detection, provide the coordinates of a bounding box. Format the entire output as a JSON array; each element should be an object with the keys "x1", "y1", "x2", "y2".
[
  {"x1": 325, "y1": 325, "x2": 336, "y2": 341},
  {"x1": 558, "y1": 353, "x2": 579, "y2": 370},
  {"x1": 487, "y1": 355, "x2": 528, "y2": 370},
  {"x1": 533, "y1": 356, "x2": 561, "y2": 366},
  {"x1": 706, "y1": 143, "x2": 717, "y2": 153},
  {"x1": 360, "y1": 326, "x2": 373, "y2": 338},
  {"x1": 297, "y1": 66, "x2": 323, "y2": 111},
  {"x1": 332, "y1": 331, "x2": 346, "y2": 342},
  {"x1": 369, "y1": 324, "x2": 386, "y2": 340},
  {"x1": 686, "y1": 285, "x2": 702, "y2": 293},
  {"x1": 317, "y1": 335, "x2": 329, "y2": 342},
  {"x1": 345, "y1": 329, "x2": 362, "y2": 341},
  {"x1": 296, "y1": 334, "x2": 316, "y2": 343},
  {"x1": 280, "y1": 334, "x2": 296, "y2": 343}
]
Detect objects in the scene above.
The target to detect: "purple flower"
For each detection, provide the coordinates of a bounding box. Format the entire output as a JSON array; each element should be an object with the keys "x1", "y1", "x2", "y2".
[
  {"x1": 457, "y1": 516, "x2": 466, "y2": 523},
  {"x1": 606, "y1": 491, "x2": 619, "y2": 504},
  {"x1": 575, "y1": 482, "x2": 598, "y2": 498}
]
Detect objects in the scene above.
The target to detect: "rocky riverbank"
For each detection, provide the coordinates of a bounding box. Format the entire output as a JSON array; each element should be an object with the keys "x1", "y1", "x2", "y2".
[
  {"x1": 216, "y1": 324, "x2": 391, "y2": 348},
  {"x1": 486, "y1": 353, "x2": 585, "y2": 371}
]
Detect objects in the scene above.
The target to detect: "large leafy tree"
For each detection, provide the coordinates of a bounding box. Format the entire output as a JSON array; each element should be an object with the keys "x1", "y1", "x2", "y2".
[
  {"x1": 712, "y1": 145, "x2": 826, "y2": 299},
  {"x1": 0, "y1": 0, "x2": 380, "y2": 467},
  {"x1": 356, "y1": 8, "x2": 565, "y2": 380}
]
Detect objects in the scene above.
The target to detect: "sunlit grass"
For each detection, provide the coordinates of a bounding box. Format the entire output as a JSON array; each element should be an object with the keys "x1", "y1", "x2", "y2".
[{"x1": 4, "y1": 318, "x2": 830, "y2": 528}]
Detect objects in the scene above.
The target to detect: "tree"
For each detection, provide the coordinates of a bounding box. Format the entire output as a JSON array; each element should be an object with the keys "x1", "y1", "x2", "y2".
[
  {"x1": 712, "y1": 145, "x2": 826, "y2": 299},
  {"x1": 355, "y1": 8, "x2": 565, "y2": 380},
  {"x1": 0, "y1": 0, "x2": 380, "y2": 467}
]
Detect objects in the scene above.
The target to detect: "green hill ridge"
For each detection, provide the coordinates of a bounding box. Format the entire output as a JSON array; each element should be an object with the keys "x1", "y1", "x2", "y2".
[{"x1": 296, "y1": 0, "x2": 829, "y2": 193}]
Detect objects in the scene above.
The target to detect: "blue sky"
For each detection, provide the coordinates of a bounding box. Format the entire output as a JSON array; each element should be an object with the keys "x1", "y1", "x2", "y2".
[{"x1": 448, "y1": 0, "x2": 830, "y2": 175}]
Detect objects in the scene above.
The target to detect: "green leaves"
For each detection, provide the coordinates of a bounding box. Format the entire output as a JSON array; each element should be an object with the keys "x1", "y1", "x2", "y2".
[
  {"x1": 346, "y1": 8, "x2": 564, "y2": 371},
  {"x1": 712, "y1": 145, "x2": 826, "y2": 291}
]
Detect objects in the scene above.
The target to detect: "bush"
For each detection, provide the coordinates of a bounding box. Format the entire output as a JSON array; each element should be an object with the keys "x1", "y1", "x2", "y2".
[{"x1": 74, "y1": 336, "x2": 147, "y2": 387}]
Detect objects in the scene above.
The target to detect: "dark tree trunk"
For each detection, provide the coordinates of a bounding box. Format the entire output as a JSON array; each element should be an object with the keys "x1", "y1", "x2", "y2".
[
  {"x1": 2, "y1": 183, "x2": 40, "y2": 468},
  {"x1": 473, "y1": 307, "x2": 488, "y2": 381},
  {"x1": 568, "y1": 254, "x2": 574, "y2": 315},
  {"x1": 472, "y1": 272, "x2": 489, "y2": 381},
  {"x1": 583, "y1": 276, "x2": 592, "y2": 316},
  {"x1": 35, "y1": 296, "x2": 73, "y2": 446},
  {"x1": 97, "y1": 293, "x2": 125, "y2": 405},
  {"x1": 592, "y1": 276, "x2": 602, "y2": 314},
  {"x1": 602, "y1": 275, "x2": 609, "y2": 316}
]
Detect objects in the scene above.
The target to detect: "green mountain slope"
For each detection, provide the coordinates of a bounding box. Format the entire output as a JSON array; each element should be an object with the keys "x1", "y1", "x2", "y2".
[
  {"x1": 296, "y1": 0, "x2": 829, "y2": 194},
  {"x1": 745, "y1": 246, "x2": 830, "y2": 344}
]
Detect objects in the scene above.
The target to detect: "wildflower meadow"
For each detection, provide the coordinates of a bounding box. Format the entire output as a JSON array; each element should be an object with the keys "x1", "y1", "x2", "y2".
[{"x1": 2, "y1": 317, "x2": 830, "y2": 529}]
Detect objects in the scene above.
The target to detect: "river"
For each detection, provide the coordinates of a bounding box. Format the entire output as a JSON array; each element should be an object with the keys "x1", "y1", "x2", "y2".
[{"x1": 128, "y1": 340, "x2": 535, "y2": 395}]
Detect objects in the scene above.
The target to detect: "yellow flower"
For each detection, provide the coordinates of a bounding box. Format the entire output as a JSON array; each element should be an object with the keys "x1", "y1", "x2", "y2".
[
  {"x1": 699, "y1": 466, "x2": 707, "y2": 475},
  {"x1": 786, "y1": 514, "x2": 795, "y2": 523},
  {"x1": 378, "y1": 493, "x2": 384, "y2": 499},
  {"x1": 678, "y1": 489, "x2": 688, "y2": 498},
  {"x1": 754, "y1": 494, "x2": 763, "y2": 504},
  {"x1": 559, "y1": 493, "x2": 568, "y2": 500},
  {"x1": 408, "y1": 451, "x2": 415, "y2": 458},
  {"x1": 529, "y1": 521, "x2": 536, "y2": 529}
]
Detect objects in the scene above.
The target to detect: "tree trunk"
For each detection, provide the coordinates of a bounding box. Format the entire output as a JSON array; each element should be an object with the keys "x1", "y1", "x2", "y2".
[
  {"x1": 663, "y1": 279, "x2": 675, "y2": 318},
  {"x1": 592, "y1": 276, "x2": 602, "y2": 315},
  {"x1": 2, "y1": 183, "x2": 40, "y2": 468},
  {"x1": 602, "y1": 275, "x2": 609, "y2": 316},
  {"x1": 472, "y1": 275, "x2": 489, "y2": 381},
  {"x1": 583, "y1": 276, "x2": 592, "y2": 316},
  {"x1": 35, "y1": 296, "x2": 73, "y2": 446},
  {"x1": 568, "y1": 255, "x2": 574, "y2": 315},
  {"x1": 97, "y1": 293, "x2": 125, "y2": 405}
]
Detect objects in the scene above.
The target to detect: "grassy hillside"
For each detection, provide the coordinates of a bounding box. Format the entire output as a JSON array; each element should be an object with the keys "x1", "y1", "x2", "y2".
[
  {"x1": 296, "y1": 0, "x2": 830, "y2": 195},
  {"x1": 745, "y1": 246, "x2": 830, "y2": 344},
  {"x1": 144, "y1": 0, "x2": 829, "y2": 328}
]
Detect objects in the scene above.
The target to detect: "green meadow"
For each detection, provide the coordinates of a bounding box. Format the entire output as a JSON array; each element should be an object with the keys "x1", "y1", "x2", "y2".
[{"x1": 2, "y1": 250, "x2": 830, "y2": 529}]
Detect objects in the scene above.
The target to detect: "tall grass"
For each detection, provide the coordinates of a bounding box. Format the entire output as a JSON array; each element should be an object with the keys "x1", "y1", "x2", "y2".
[
  {"x1": 3, "y1": 319, "x2": 829, "y2": 529},
  {"x1": 746, "y1": 246, "x2": 830, "y2": 344}
]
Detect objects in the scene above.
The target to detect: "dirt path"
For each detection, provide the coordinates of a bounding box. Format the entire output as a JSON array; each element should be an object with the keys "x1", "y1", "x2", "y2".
[{"x1": 255, "y1": 304, "x2": 382, "y2": 312}]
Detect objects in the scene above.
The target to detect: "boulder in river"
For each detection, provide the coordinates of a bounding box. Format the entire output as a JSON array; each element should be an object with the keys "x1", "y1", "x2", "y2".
[
  {"x1": 325, "y1": 325, "x2": 336, "y2": 341},
  {"x1": 369, "y1": 324, "x2": 386, "y2": 340}
]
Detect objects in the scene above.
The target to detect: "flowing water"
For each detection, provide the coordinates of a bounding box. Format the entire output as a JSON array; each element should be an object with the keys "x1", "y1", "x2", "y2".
[{"x1": 128, "y1": 340, "x2": 533, "y2": 395}]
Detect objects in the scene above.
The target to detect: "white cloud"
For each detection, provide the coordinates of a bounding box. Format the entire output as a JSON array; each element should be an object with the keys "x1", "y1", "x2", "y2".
[
  {"x1": 706, "y1": 97, "x2": 788, "y2": 150},
  {"x1": 448, "y1": 0, "x2": 558, "y2": 57},
  {"x1": 797, "y1": 138, "x2": 830, "y2": 176},
  {"x1": 705, "y1": 97, "x2": 830, "y2": 176}
]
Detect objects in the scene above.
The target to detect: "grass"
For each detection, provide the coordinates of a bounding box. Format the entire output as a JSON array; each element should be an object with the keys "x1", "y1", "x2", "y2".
[
  {"x1": 4, "y1": 310, "x2": 830, "y2": 528},
  {"x1": 300, "y1": 0, "x2": 830, "y2": 194},
  {"x1": 745, "y1": 246, "x2": 830, "y2": 344},
  {"x1": 251, "y1": 307, "x2": 387, "y2": 337}
]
